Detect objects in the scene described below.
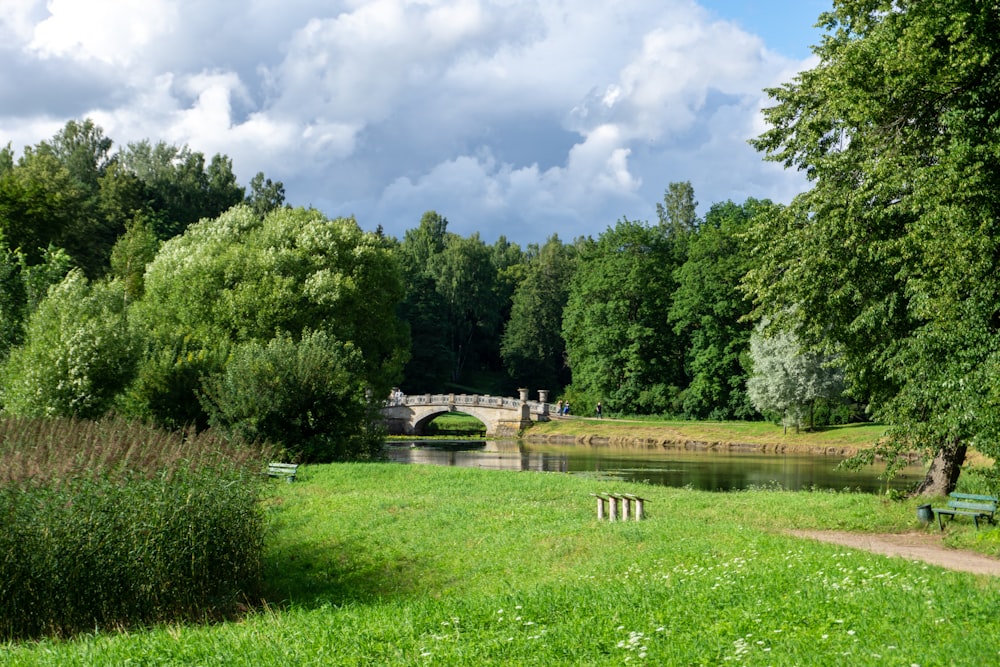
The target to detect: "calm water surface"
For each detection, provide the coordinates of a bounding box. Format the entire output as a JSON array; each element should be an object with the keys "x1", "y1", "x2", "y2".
[{"x1": 385, "y1": 440, "x2": 926, "y2": 493}]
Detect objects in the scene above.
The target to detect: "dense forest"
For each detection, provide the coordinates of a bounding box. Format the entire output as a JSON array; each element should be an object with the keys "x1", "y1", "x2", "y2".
[
  {"x1": 4, "y1": 2, "x2": 1000, "y2": 495},
  {"x1": 0, "y1": 119, "x2": 850, "y2": 459}
]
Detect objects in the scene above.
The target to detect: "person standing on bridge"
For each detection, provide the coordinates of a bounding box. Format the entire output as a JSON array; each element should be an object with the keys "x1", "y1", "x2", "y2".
[{"x1": 595, "y1": 402, "x2": 602, "y2": 419}]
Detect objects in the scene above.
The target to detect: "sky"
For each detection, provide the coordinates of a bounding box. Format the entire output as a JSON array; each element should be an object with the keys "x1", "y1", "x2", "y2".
[{"x1": 0, "y1": 0, "x2": 830, "y2": 244}]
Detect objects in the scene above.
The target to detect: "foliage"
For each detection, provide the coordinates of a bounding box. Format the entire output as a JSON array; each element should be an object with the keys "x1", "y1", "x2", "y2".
[
  {"x1": 396, "y1": 211, "x2": 525, "y2": 393},
  {"x1": 747, "y1": 1, "x2": 1000, "y2": 492},
  {"x1": 395, "y1": 211, "x2": 455, "y2": 391},
  {"x1": 124, "y1": 204, "x2": 407, "y2": 448},
  {"x1": 135, "y1": 205, "x2": 408, "y2": 399},
  {"x1": 34, "y1": 119, "x2": 118, "y2": 277},
  {"x1": 501, "y1": 234, "x2": 576, "y2": 393},
  {"x1": 746, "y1": 321, "x2": 846, "y2": 432},
  {"x1": 245, "y1": 171, "x2": 286, "y2": 219},
  {"x1": 109, "y1": 214, "x2": 160, "y2": 302},
  {"x1": 0, "y1": 271, "x2": 139, "y2": 419},
  {"x1": 670, "y1": 199, "x2": 771, "y2": 419},
  {"x1": 429, "y1": 232, "x2": 502, "y2": 382},
  {"x1": 200, "y1": 331, "x2": 384, "y2": 463},
  {"x1": 0, "y1": 242, "x2": 75, "y2": 366},
  {"x1": 0, "y1": 149, "x2": 84, "y2": 265},
  {"x1": 0, "y1": 416, "x2": 270, "y2": 642},
  {"x1": 120, "y1": 338, "x2": 228, "y2": 432},
  {"x1": 117, "y1": 140, "x2": 244, "y2": 241},
  {"x1": 562, "y1": 218, "x2": 687, "y2": 414},
  {"x1": 657, "y1": 179, "x2": 698, "y2": 234}
]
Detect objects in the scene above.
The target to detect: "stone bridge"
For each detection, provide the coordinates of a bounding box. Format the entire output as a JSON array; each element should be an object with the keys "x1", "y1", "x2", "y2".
[{"x1": 381, "y1": 389, "x2": 552, "y2": 438}]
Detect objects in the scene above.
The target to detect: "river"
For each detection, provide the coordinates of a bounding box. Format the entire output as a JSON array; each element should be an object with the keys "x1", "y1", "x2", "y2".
[{"x1": 384, "y1": 439, "x2": 926, "y2": 493}]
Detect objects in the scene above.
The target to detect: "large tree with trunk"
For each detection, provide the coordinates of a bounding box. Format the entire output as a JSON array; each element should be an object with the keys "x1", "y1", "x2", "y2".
[{"x1": 747, "y1": 0, "x2": 1000, "y2": 494}]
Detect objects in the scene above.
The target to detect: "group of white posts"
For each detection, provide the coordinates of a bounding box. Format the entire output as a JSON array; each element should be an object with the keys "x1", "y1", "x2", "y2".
[{"x1": 591, "y1": 493, "x2": 646, "y2": 521}]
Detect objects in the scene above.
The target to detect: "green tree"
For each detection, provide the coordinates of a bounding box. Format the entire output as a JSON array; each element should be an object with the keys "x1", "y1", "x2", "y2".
[
  {"x1": 0, "y1": 271, "x2": 138, "y2": 418},
  {"x1": 109, "y1": 214, "x2": 160, "y2": 303},
  {"x1": 563, "y1": 219, "x2": 686, "y2": 414},
  {"x1": 118, "y1": 140, "x2": 244, "y2": 240},
  {"x1": 36, "y1": 118, "x2": 113, "y2": 193},
  {"x1": 657, "y1": 180, "x2": 698, "y2": 235},
  {"x1": 746, "y1": 321, "x2": 845, "y2": 433},
  {"x1": 33, "y1": 119, "x2": 121, "y2": 277},
  {"x1": 0, "y1": 240, "x2": 73, "y2": 359},
  {"x1": 501, "y1": 234, "x2": 576, "y2": 393},
  {"x1": 245, "y1": 171, "x2": 286, "y2": 219},
  {"x1": 748, "y1": 0, "x2": 1000, "y2": 493},
  {"x1": 396, "y1": 211, "x2": 453, "y2": 392},
  {"x1": 670, "y1": 199, "x2": 774, "y2": 419},
  {"x1": 428, "y1": 232, "x2": 498, "y2": 384},
  {"x1": 488, "y1": 235, "x2": 527, "y2": 377},
  {"x1": 396, "y1": 212, "x2": 523, "y2": 393},
  {"x1": 0, "y1": 149, "x2": 84, "y2": 263},
  {"x1": 130, "y1": 205, "x2": 408, "y2": 435}
]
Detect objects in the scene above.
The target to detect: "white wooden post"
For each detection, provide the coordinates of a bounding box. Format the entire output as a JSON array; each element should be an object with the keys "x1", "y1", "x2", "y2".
[
  {"x1": 608, "y1": 495, "x2": 618, "y2": 522},
  {"x1": 620, "y1": 495, "x2": 630, "y2": 521},
  {"x1": 591, "y1": 494, "x2": 606, "y2": 520}
]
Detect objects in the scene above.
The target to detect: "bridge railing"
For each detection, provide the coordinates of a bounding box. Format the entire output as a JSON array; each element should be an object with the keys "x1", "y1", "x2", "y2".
[
  {"x1": 385, "y1": 393, "x2": 558, "y2": 412},
  {"x1": 390, "y1": 393, "x2": 525, "y2": 410}
]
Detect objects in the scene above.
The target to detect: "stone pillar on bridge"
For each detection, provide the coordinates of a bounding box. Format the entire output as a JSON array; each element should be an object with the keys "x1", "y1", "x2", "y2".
[
  {"x1": 518, "y1": 387, "x2": 529, "y2": 402},
  {"x1": 537, "y1": 390, "x2": 549, "y2": 418}
]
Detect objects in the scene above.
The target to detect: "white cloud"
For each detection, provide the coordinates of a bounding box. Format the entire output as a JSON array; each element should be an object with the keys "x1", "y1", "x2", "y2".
[
  {"x1": 1, "y1": 0, "x2": 815, "y2": 244},
  {"x1": 29, "y1": 0, "x2": 178, "y2": 66},
  {"x1": 0, "y1": 0, "x2": 43, "y2": 45}
]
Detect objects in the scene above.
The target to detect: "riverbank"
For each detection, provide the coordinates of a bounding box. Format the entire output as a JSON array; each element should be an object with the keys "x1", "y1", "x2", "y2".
[{"x1": 522, "y1": 416, "x2": 894, "y2": 458}]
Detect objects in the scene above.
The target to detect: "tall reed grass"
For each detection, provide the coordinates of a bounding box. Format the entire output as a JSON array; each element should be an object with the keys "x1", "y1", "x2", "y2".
[{"x1": 0, "y1": 417, "x2": 274, "y2": 641}]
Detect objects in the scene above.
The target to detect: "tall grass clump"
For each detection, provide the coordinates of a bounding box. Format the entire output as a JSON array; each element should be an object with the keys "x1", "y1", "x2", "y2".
[{"x1": 0, "y1": 416, "x2": 273, "y2": 641}]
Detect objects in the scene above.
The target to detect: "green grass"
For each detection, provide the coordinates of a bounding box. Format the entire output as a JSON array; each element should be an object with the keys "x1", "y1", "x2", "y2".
[{"x1": 4, "y1": 464, "x2": 1000, "y2": 665}]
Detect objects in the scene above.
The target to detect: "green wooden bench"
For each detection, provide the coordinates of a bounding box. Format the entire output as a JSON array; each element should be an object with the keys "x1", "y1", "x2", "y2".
[
  {"x1": 267, "y1": 462, "x2": 299, "y2": 483},
  {"x1": 932, "y1": 492, "x2": 998, "y2": 530}
]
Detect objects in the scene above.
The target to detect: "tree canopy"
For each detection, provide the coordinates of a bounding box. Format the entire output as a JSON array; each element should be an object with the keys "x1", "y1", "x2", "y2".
[
  {"x1": 562, "y1": 218, "x2": 686, "y2": 414},
  {"x1": 748, "y1": 0, "x2": 1000, "y2": 492}
]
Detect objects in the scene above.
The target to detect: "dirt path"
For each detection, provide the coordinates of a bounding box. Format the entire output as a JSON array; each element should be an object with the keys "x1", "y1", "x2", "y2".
[{"x1": 788, "y1": 530, "x2": 1000, "y2": 576}]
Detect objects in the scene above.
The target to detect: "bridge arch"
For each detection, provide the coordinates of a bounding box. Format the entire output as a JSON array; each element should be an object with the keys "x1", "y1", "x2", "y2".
[{"x1": 413, "y1": 408, "x2": 489, "y2": 435}]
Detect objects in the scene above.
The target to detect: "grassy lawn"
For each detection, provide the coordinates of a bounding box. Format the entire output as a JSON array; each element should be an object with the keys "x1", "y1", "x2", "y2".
[{"x1": 5, "y1": 463, "x2": 1000, "y2": 665}]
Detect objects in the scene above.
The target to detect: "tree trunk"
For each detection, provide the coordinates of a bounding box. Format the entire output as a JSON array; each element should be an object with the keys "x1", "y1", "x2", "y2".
[{"x1": 913, "y1": 440, "x2": 966, "y2": 497}]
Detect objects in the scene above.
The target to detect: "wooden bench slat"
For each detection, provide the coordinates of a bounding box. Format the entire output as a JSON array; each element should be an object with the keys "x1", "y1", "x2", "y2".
[{"x1": 947, "y1": 501, "x2": 996, "y2": 512}]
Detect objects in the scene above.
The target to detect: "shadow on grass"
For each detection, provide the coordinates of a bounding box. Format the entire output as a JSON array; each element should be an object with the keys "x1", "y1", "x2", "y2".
[{"x1": 261, "y1": 532, "x2": 429, "y2": 609}]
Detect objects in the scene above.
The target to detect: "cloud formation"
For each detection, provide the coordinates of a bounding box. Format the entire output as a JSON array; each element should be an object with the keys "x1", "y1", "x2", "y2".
[{"x1": 0, "y1": 0, "x2": 813, "y2": 243}]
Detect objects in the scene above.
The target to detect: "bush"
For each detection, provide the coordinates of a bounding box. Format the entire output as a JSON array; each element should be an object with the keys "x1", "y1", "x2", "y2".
[
  {"x1": 121, "y1": 338, "x2": 228, "y2": 431},
  {"x1": 0, "y1": 417, "x2": 271, "y2": 641},
  {"x1": 200, "y1": 330, "x2": 384, "y2": 462}
]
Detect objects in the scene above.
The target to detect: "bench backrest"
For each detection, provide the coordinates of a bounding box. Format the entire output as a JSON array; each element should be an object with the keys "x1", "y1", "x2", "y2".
[
  {"x1": 948, "y1": 498, "x2": 997, "y2": 514},
  {"x1": 950, "y1": 492, "x2": 999, "y2": 503}
]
